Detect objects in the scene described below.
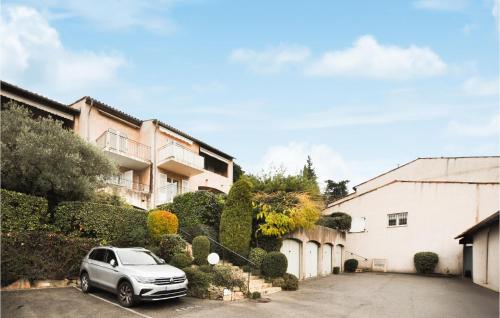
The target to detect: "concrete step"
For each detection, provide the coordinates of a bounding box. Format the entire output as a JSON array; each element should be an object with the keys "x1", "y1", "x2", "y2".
[{"x1": 250, "y1": 286, "x2": 282, "y2": 295}]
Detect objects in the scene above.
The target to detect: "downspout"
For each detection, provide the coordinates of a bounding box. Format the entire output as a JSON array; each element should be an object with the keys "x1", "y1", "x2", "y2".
[{"x1": 86, "y1": 98, "x2": 94, "y2": 142}]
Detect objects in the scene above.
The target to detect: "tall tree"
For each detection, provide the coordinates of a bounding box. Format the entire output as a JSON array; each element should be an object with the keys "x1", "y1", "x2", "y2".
[
  {"x1": 324, "y1": 180, "x2": 350, "y2": 204},
  {"x1": 233, "y1": 162, "x2": 244, "y2": 182},
  {"x1": 301, "y1": 155, "x2": 317, "y2": 181},
  {"x1": 1, "y1": 103, "x2": 116, "y2": 217}
]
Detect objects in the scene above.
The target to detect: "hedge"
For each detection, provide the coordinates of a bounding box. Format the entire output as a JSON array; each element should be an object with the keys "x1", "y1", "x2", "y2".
[
  {"x1": 54, "y1": 201, "x2": 147, "y2": 246},
  {"x1": 183, "y1": 267, "x2": 214, "y2": 298},
  {"x1": 261, "y1": 252, "x2": 288, "y2": 278},
  {"x1": 1, "y1": 231, "x2": 99, "y2": 286},
  {"x1": 414, "y1": 252, "x2": 439, "y2": 274},
  {"x1": 317, "y1": 212, "x2": 352, "y2": 232},
  {"x1": 147, "y1": 210, "x2": 178, "y2": 242},
  {"x1": 157, "y1": 234, "x2": 187, "y2": 263},
  {"x1": 282, "y1": 273, "x2": 299, "y2": 291},
  {"x1": 158, "y1": 191, "x2": 224, "y2": 232},
  {"x1": 344, "y1": 259, "x2": 358, "y2": 272},
  {"x1": 1, "y1": 189, "x2": 51, "y2": 232},
  {"x1": 192, "y1": 236, "x2": 211, "y2": 266},
  {"x1": 219, "y1": 179, "x2": 253, "y2": 265},
  {"x1": 255, "y1": 235, "x2": 283, "y2": 252},
  {"x1": 169, "y1": 253, "x2": 193, "y2": 268},
  {"x1": 249, "y1": 248, "x2": 267, "y2": 270}
]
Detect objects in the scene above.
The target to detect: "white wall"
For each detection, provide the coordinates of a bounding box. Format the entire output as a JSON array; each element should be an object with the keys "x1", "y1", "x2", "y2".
[
  {"x1": 325, "y1": 181, "x2": 500, "y2": 274},
  {"x1": 473, "y1": 224, "x2": 499, "y2": 291}
]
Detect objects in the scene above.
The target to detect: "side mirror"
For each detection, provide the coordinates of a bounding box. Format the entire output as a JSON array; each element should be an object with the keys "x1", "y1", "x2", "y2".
[
  {"x1": 110, "y1": 259, "x2": 117, "y2": 267},
  {"x1": 159, "y1": 258, "x2": 166, "y2": 264}
]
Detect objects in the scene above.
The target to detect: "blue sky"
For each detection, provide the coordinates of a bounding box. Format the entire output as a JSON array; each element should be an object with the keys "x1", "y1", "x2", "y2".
[{"x1": 2, "y1": 0, "x2": 499, "y2": 188}]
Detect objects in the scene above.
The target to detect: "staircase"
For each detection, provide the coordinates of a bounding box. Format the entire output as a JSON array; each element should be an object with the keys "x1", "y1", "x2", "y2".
[{"x1": 223, "y1": 262, "x2": 282, "y2": 296}]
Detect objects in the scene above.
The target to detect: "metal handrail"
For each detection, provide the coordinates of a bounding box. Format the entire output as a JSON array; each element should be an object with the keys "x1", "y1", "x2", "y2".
[
  {"x1": 345, "y1": 250, "x2": 368, "y2": 261},
  {"x1": 107, "y1": 177, "x2": 149, "y2": 193},
  {"x1": 96, "y1": 130, "x2": 151, "y2": 161}
]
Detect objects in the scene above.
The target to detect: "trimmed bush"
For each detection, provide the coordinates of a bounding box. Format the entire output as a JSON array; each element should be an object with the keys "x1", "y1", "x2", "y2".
[
  {"x1": 54, "y1": 201, "x2": 147, "y2": 246},
  {"x1": 333, "y1": 266, "x2": 340, "y2": 274},
  {"x1": 159, "y1": 191, "x2": 224, "y2": 232},
  {"x1": 212, "y1": 265, "x2": 246, "y2": 291},
  {"x1": 414, "y1": 252, "x2": 439, "y2": 274},
  {"x1": 249, "y1": 248, "x2": 267, "y2": 270},
  {"x1": 169, "y1": 253, "x2": 193, "y2": 268},
  {"x1": 192, "y1": 236, "x2": 211, "y2": 266},
  {"x1": 316, "y1": 212, "x2": 352, "y2": 232},
  {"x1": 344, "y1": 259, "x2": 358, "y2": 273},
  {"x1": 1, "y1": 231, "x2": 99, "y2": 286},
  {"x1": 219, "y1": 179, "x2": 253, "y2": 265},
  {"x1": 272, "y1": 277, "x2": 285, "y2": 287},
  {"x1": 147, "y1": 210, "x2": 178, "y2": 242},
  {"x1": 261, "y1": 252, "x2": 288, "y2": 278},
  {"x1": 183, "y1": 267, "x2": 214, "y2": 298},
  {"x1": 157, "y1": 234, "x2": 187, "y2": 263},
  {"x1": 282, "y1": 273, "x2": 299, "y2": 291},
  {"x1": 1, "y1": 189, "x2": 51, "y2": 232},
  {"x1": 255, "y1": 235, "x2": 283, "y2": 252},
  {"x1": 250, "y1": 291, "x2": 261, "y2": 299}
]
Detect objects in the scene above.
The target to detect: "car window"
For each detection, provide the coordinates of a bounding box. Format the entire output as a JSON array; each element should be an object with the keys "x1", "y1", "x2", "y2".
[
  {"x1": 90, "y1": 249, "x2": 107, "y2": 262},
  {"x1": 116, "y1": 250, "x2": 161, "y2": 265},
  {"x1": 106, "y1": 250, "x2": 117, "y2": 264}
]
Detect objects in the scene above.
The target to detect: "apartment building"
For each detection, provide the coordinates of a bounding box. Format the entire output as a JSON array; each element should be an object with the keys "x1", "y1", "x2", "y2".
[
  {"x1": 324, "y1": 156, "x2": 500, "y2": 276},
  {"x1": 1, "y1": 81, "x2": 234, "y2": 210}
]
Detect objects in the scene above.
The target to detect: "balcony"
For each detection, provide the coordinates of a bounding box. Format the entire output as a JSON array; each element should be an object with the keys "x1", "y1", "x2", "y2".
[
  {"x1": 156, "y1": 182, "x2": 190, "y2": 205},
  {"x1": 96, "y1": 130, "x2": 151, "y2": 170},
  {"x1": 157, "y1": 142, "x2": 204, "y2": 176},
  {"x1": 107, "y1": 176, "x2": 151, "y2": 210}
]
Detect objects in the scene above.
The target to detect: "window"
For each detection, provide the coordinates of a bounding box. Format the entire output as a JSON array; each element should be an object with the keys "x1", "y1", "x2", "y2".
[
  {"x1": 89, "y1": 249, "x2": 107, "y2": 262},
  {"x1": 387, "y1": 212, "x2": 408, "y2": 227},
  {"x1": 105, "y1": 250, "x2": 117, "y2": 264}
]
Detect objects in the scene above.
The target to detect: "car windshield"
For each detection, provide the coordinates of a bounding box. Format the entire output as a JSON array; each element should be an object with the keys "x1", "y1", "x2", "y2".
[{"x1": 116, "y1": 250, "x2": 162, "y2": 265}]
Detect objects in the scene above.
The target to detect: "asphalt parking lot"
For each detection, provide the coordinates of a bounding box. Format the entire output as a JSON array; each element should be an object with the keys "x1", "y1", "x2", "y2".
[{"x1": 2, "y1": 273, "x2": 499, "y2": 318}]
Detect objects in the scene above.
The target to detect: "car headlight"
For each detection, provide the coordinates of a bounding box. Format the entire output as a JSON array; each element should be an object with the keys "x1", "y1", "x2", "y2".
[{"x1": 133, "y1": 276, "x2": 156, "y2": 284}]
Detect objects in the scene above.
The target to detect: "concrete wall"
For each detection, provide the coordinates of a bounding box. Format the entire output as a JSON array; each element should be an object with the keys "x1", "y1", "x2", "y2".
[
  {"x1": 472, "y1": 224, "x2": 499, "y2": 291},
  {"x1": 354, "y1": 157, "x2": 500, "y2": 195},
  {"x1": 325, "y1": 181, "x2": 500, "y2": 274},
  {"x1": 283, "y1": 225, "x2": 346, "y2": 280}
]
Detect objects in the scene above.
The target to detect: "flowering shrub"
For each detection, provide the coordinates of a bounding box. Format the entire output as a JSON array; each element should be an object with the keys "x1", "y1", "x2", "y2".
[{"x1": 147, "y1": 210, "x2": 178, "y2": 242}]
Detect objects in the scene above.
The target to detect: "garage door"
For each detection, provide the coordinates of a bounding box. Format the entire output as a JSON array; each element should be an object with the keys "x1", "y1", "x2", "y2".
[
  {"x1": 322, "y1": 244, "x2": 333, "y2": 275},
  {"x1": 281, "y1": 239, "x2": 300, "y2": 278},
  {"x1": 305, "y1": 241, "x2": 319, "y2": 278},
  {"x1": 335, "y1": 244, "x2": 343, "y2": 271}
]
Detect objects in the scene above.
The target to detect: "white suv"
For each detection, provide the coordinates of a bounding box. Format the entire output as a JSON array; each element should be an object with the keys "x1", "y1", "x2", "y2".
[{"x1": 80, "y1": 246, "x2": 188, "y2": 307}]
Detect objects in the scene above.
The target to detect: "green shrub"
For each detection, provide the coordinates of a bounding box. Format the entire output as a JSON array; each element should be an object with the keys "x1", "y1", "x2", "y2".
[
  {"x1": 316, "y1": 212, "x2": 352, "y2": 232},
  {"x1": 147, "y1": 210, "x2": 178, "y2": 242},
  {"x1": 272, "y1": 277, "x2": 285, "y2": 287},
  {"x1": 54, "y1": 201, "x2": 147, "y2": 245},
  {"x1": 414, "y1": 252, "x2": 439, "y2": 274},
  {"x1": 282, "y1": 273, "x2": 299, "y2": 291},
  {"x1": 1, "y1": 189, "x2": 51, "y2": 232},
  {"x1": 1, "y1": 231, "x2": 99, "y2": 286},
  {"x1": 159, "y1": 191, "x2": 224, "y2": 232},
  {"x1": 250, "y1": 291, "x2": 261, "y2": 299},
  {"x1": 183, "y1": 267, "x2": 214, "y2": 298},
  {"x1": 255, "y1": 235, "x2": 283, "y2": 252},
  {"x1": 249, "y1": 248, "x2": 267, "y2": 270},
  {"x1": 212, "y1": 265, "x2": 246, "y2": 291},
  {"x1": 192, "y1": 236, "x2": 211, "y2": 266},
  {"x1": 198, "y1": 264, "x2": 213, "y2": 273},
  {"x1": 219, "y1": 179, "x2": 253, "y2": 265},
  {"x1": 157, "y1": 234, "x2": 187, "y2": 263},
  {"x1": 169, "y1": 253, "x2": 193, "y2": 268},
  {"x1": 344, "y1": 259, "x2": 358, "y2": 272},
  {"x1": 333, "y1": 266, "x2": 340, "y2": 274},
  {"x1": 261, "y1": 252, "x2": 288, "y2": 278}
]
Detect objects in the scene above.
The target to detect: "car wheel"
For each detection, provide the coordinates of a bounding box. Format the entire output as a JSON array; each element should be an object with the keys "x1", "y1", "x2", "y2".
[
  {"x1": 80, "y1": 272, "x2": 92, "y2": 293},
  {"x1": 118, "y1": 281, "x2": 135, "y2": 307}
]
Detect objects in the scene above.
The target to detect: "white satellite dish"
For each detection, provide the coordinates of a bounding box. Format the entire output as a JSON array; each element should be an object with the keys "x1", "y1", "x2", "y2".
[{"x1": 207, "y1": 253, "x2": 220, "y2": 265}]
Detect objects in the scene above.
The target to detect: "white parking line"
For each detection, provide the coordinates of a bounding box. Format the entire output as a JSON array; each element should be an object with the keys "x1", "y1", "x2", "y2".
[{"x1": 73, "y1": 287, "x2": 152, "y2": 318}]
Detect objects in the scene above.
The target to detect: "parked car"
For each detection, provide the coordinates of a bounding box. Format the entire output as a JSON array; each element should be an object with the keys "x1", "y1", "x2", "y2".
[{"x1": 80, "y1": 246, "x2": 188, "y2": 307}]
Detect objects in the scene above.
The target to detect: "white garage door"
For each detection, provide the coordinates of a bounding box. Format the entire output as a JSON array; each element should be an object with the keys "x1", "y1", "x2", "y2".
[
  {"x1": 281, "y1": 239, "x2": 300, "y2": 278},
  {"x1": 305, "y1": 241, "x2": 319, "y2": 278},
  {"x1": 335, "y1": 244, "x2": 343, "y2": 271},
  {"x1": 322, "y1": 244, "x2": 333, "y2": 275}
]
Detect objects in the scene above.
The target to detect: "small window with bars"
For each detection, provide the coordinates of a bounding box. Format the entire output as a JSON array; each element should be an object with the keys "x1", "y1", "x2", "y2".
[{"x1": 387, "y1": 212, "x2": 408, "y2": 227}]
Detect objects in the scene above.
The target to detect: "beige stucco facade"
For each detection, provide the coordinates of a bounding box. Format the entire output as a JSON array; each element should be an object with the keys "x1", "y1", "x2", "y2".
[
  {"x1": 471, "y1": 223, "x2": 499, "y2": 291},
  {"x1": 324, "y1": 157, "x2": 500, "y2": 275}
]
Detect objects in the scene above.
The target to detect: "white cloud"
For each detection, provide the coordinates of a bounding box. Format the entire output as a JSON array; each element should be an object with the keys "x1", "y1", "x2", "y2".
[
  {"x1": 306, "y1": 35, "x2": 447, "y2": 79},
  {"x1": 1, "y1": 6, "x2": 125, "y2": 95},
  {"x1": 15, "y1": 0, "x2": 179, "y2": 34},
  {"x1": 413, "y1": 0, "x2": 470, "y2": 11},
  {"x1": 229, "y1": 45, "x2": 310, "y2": 74},
  {"x1": 447, "y1": 115, "x2": 500, "y2": 137},
  {"x1": 462, "y1": 77, "x2": 499, "y2": 96}
]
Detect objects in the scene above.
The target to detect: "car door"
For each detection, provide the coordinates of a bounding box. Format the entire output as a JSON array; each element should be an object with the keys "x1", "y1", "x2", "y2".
[
  {"x1": 87, "y1": 248, "x2": 107, "y2": 286},
  {"x1": 99, "y1": 250, "x2": 121, "y2": 290}
]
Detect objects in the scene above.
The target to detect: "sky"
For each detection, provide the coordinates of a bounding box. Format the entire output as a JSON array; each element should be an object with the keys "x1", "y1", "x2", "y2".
[{"x1": 1, "y1": 0, "x2": 499, "y2": 189}]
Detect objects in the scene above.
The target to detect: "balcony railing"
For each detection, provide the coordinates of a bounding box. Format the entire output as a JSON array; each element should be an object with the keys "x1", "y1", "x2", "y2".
[
  {"x1": 107, "y1": 176, "x2": 150, "y2": 193},
  {"x1": 96, "y1": 130, "x2": 151, "y2": 162},
  {"x1": 158, "y1": 142, "x2": 204, "y2": 171},
  {"x1": 157, "y1": 182, "x2": 190, "y2": 204}
]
